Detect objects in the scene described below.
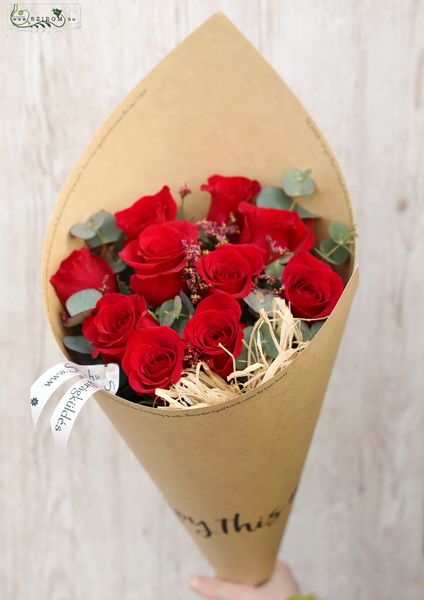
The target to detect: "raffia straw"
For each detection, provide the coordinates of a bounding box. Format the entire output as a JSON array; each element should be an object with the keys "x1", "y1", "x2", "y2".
[{"x1": 155, "y1": 297, "x2": 310, "y2": 410}]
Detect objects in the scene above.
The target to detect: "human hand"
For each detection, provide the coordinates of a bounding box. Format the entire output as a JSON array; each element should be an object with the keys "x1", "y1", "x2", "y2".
[{"x1": 189, "y1": 561, "x2": 301, "y2": 599}]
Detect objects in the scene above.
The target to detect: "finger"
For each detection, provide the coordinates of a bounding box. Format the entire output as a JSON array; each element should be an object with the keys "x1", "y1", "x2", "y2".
[
  {"x1": 270, "y1": 562, "x2": 300, "y2": 595},
  {"x1": 189, "y1": 576, "x2": 257, "y2": 600}
]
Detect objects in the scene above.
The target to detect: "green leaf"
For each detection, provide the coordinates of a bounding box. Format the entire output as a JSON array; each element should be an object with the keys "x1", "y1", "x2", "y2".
[
  {"x1": 107, "y1": 256, "x2": 127, "y2": 273},
  {"x1": 89, "y1": 210, "x2": 108, "y2": 229},
  {"x1": 244, "y1": 290, "x2": 275, "y2": 314},
  {"x1": 66, "y1": 288, "x2": 102, "y2": 317},
  {"x1": 299, "y1": 321, "x2": 314, "y2": 342},
  {"x1": 97, "y1": 212, "x2": 121, "y2": 241},
  {"x1": 282, "y1": 169, "x2": 315, "y2": 197},
  {"x1": 300, "y1": 319, "x2": 325, "y2": 341},
  {"x1": 86, "y1": 212, "x2": 123, "y2": 248},
  {"x1": 117, "y1": 278, "x2": 131, "y2": 295},
  {"x1": 63, "y1": 335, "x2": 94, "y2": 354},
  {"x1": 310, "y1": 320, "x2": 325, "y2": 336},
  {"x1": 173, "y1": 295, "x2": 182, "y2": 318},
  {"x1": 179, "y1": 291, "x2": 194, "y2": 316},
  {"x1": 172, "y1": 316, "x2": 189, "y2": 335},
  {"x1": 235, "y1": 347, "x2": 248, "y2": 371},
  {"x1": 256, "y1": 187, "x2": 292, "y2": 210},
  {"x1": 69, "y1": 210, "x2": 107, "y2": 240},
  {"x1": 265, "y1": 259, "x2": 285, "y2": 278},
  {"x1": 69, "y1": 223, "x2": 97, "y2": 240},
  {"x1": 294, "y1": 204, "x2": 318, "y2": 219},
  {"x1": 259, "y1": 324, "x2": 279, "y2": 359},
  {"x1": 256, "y1": 186, "x2": 318, "y2": 219},
  {"x1": 317, "y1": 238, "x2": 350, "y2": 265},
  {"x1": 243, "y1": 325, "x2": 254, "y2": 344},
  {"x1": 329, "y1": 221, "x2": 350, "y2": 244},
  {"x1": 156, "y1": 296, "x2": 183, "y2": 326},
  {"x1": 235, "y1": 326, "x2": 253, "y2": 371}
]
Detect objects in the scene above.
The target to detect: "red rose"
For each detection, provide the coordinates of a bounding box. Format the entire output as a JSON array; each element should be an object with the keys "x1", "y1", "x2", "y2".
[
  {"x1": 184, "y1": 293, "x2": 243, "y2": 378},
  {"x1": 82, "y1": 293, "x2": 157, "y2": 362},
  {"x1": 122, "y1": 326, "x2": 186, "y2": 396},
  {"x1": 282, "y1": 252, "x2": 344, "y2": 319},
  {"x1": 119, "y1": 220, "x2": 198, "y2": 307},
  {"x1": 196, "y1": 244, "x2": 266, "y2": 298},
  {"x1": 201, "y1": 175, "x2": 261, "y2": 224},
  {"x1": 50, "y1": 247, "x2": 117, "y2": 305},
  {"x1": 239, "y1": 202, "x2": 315, "y2": 260},
  {"x1": 115, "y1": 186, "x2": 177, "y2": 240}
]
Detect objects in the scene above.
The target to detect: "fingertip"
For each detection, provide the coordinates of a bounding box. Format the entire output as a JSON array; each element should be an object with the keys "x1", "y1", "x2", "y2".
[{"x1": 189, "y1": 575, "x2": 205, "y2": 591}]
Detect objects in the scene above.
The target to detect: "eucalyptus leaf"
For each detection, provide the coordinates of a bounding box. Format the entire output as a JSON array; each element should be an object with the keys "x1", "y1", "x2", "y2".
[
  {"x1": 69, "y1": 223, "x2": 97, "y2": 240},
  {"x1": 173, "y1": 316, "x2": 189, "y2": 335},
  {"x1": 299, "y1": 321, "x2": 314, "y2": 342},
  {"x1": 265, "y1": 259, "x2": 285, "y2": 278},
  {"x1": 157, "y1": 295, "x2": 183, "y2": 327},
  {"x1": 108, "y1": 256, "x2": 127, "y2": 273},
  {"x1": 317, "y1": 238, "x2": 350, "y2": 265},
  {"x1": 256, "y1": 186, "x2": 318, "y2": 219},
  {"x1": 259, "y1": 324, "x2": 279, "y2": 359},
  {"x1": 310, "y1": 320, "x2": 325, "y2": 336},
  {"x1": 256, "y1": 187, "x2": 292, "y2": 210},
  {"x1": 62, "y1": 312, "x2": 93, "y2": 328},
  {"x1": 299, "y1": 319, "x2": 326, "y2": 342},
  {"x1": 117, "y1": 278, "x2": 131, "y2": 295},
  {"x1": 329, "y1": 221, "x2": 350, "y2": 244},
  {"x1": 244, "y1": 290, "x2": 275, "y2": 314},
  {"x1": 66, "y1": 288, "x2": 102, "y2": 317},
  {"x1": 282, "y1": 169, "x2": 315, "y2": 197},
  {"x1": 235, "y1": 346, "x2": 248, "y2": 371},
  {"x1": 86, "y1": 212, "x2": 123, "y2": 248},
  {"x1": 89, "y1": 210, "x2": 107, "y2": 229},
  {"x1": 179, "y1": 291, "x2": 194, "y2": 316},
  {"x1": 235, "y1": 326, "x2": 252, "y2": 370},
  {"x1": 243, "y1": 325, "x2": 254, "y2": 344},
  {"x1": 69, "y1": 210, "x2": 108, "y2": 240},
  {"x1": 157, "y1": 299, "x2": 176, "y2": 326},
  {"x1": 281, "y1": 252, "x2": 294, "y2": 265},
  {"x1": 99, "y1": 212, "x2": 122, "y2": 242},
  {"x1": 294, "y1": 204, "x2": 318, "y2": 219},
  {"x1": 63, "y1": 335, "x2": 94, "y2": 354}
]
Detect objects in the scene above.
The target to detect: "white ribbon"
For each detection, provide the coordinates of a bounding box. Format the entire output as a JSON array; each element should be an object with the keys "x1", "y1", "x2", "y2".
[
  {"x1": 50, "y1": 378, "x2": 100, "y2": 451},
  {"x1": 30, "y1": 361, "x2": 119, "y2": 450}
]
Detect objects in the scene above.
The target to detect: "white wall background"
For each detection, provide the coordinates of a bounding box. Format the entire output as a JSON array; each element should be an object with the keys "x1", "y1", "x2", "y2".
[{"x1": 1, "y1": 1, "x2": 423, "y2": 599}]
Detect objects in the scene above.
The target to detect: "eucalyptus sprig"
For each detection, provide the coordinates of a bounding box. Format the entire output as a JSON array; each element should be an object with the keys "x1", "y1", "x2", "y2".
[
  {"x1": 70, "y1": 210, "x2": 126, "y2": 272},
  {"x1": 256, "y1": 168, "x2": 318, "y2": 219},
  {"x1": 155, "y1": 292, "x2": 195, "y2": 334},
  {"x1": 316, "y1": 221, "x2": 356, "y2": 265},
  {"x1": 70, "y1": 210, "x2": 122, "y2": 247}
]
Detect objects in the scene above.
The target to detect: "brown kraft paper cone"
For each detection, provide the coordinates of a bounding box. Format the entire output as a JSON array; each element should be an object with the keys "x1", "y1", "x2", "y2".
[{"x1": 42, "y1": 13, "x2": 359, "y2": 585}]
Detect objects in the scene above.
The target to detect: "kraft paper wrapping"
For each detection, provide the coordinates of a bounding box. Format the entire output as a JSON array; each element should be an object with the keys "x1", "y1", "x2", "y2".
[{"x1": 42, "y1": 14, "x2": 359, "y2": 585}]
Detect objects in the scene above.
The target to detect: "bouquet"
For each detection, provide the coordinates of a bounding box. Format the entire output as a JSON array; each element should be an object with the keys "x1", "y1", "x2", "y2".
[
  {"x1": 50, "y1": 170, "x2": 354, "y2": 410},
  {"x1": 38, "y1": 14, "x2": 359, "y2": 585}
]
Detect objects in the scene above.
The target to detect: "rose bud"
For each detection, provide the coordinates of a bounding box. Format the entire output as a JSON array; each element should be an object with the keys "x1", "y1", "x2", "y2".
[
  {"x1": 282, "y1": 251, "x2": 344, "y2": 319},
  {"x1": 184, "y1": 293, "x2": 244, "y2": 378},
  {"x1": 120, "y1": 220, "x2": 198, "y2": 307},
  {"x1": 201, "y1": 175, "x2": 261, "y2": 224},
  {"x1": 115, "y1": 185, "x2": 177, "y2": 240},
  {"x1": 82, "y1": 293, "x2": 157, "y2": 362},
  {"x1": 50, "y1": 247, "x2": 117, "y2": 305},
  {"x1": 122, "y1": 326, "x2": 186, "y2": 396},
  {"x1": 196, "y1": 243, "x2": 266, "y2": 298},
  {"x1": 239, "y1": 202, "x2": 315, "y2": 260}
]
